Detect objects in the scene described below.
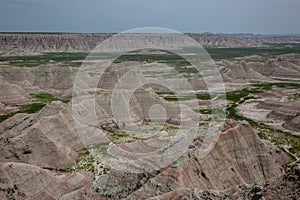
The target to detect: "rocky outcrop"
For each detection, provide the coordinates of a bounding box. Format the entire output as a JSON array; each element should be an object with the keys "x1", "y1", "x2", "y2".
[
  {"x1": 251, "y1": 54, "x2": 300, "y2": 79},
  {"x1": 0, "y1": 103, "x2": 18, "y2": 116},
  {"x1": 220, "y1": 60, "x2": 267, "y2": 81},
  {"x1": 256, "y1": 100, "x2": 284, "y2": 110},
  {"x1": 258, "y1": 87, "x2": 286, "y2": 99},
  {"x1": 257, "y1": 100, "x2": 300, "y2": 133},
  {"x1": 1, "y1": 91, "x2": 288, "y2": 200},
  {"x1": 87, "y1": 121, "x2": 288, "y2": 199},
  {"x1": 267, "y1": 102, "x2": 300, "y2": 121},
  {"x1": 150, "y1": 163, "x2": 300, "y2": 200},
  {"x1": 93, "y1": 88, "x2": 198, "y2": 130},
  {"x1": 253, "y1": 89, "x2": 300, "y2": 132},
  {"x1": 283, "y1": 115, "x2": 300, "y2": 132},
  {"x1": 1, "y1": 33, "x2": 300, "y2": 55},
  {"x1": 255, "y1": 163, "x2": 300, "y2": 199},
  {"x1": 0, "y1": 102, "x2": 86, "y2": 169},
  {"x1": 0, "y1": 76, "x2": 32, "y2": 105},
  {"x1": 61, "y1": 163, "x2": 300, "y2": 200},
  {"x1": 0, "y1": 33, "x2": 112, "y2": 55},
  {"x1": 0, "y1": 64, "x2": 77, "y2": 108},
  {"x1": 220, "y1": 54, "x2": 300, "y2": 81},
  {"x1": 188, "y1": 33, "x2": 300, "y2": 48},
  {"x1": 0, "y1": 162, "x2": 93, "y2": 200},
  {"x1": 149, "y1": 189, "x2": 226, "y2": 200},
  {"x1": 0, "y1": 32, "x2": 299, "y2": 199},
  {"x1": 0, "y1": 65, "x2": 78, "y2": 99}
]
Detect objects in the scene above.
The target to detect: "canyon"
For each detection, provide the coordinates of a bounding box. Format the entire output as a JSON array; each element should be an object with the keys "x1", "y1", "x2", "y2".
[{"x1": 0, "y1": 33, "x2": 300, "y2": 199}]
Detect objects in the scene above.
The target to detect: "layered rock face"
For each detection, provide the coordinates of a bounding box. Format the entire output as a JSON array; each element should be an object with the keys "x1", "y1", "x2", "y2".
[
  {"x1": 0, "y1": 101, "x2": 103, "y2": 199},
  {"x1": 1, "y1": 96, "x2": 288, "y2": 200},
  {"x1": 1, "y1": 33, "x2": 300, "y2": 55},
  {"x1": 1, "y1": 33, "x2": 299, "y2": 199},
  {"x1": 252, "y1": 54, "x2": 300, "y2": 79},
  {"x1": 284, "y1": 115, "x2": 300, "y2": 132},
  {"x1": 0, "y1": 65, "x2": 78, "y2": 101},
  {"x1": 220, "y1": 54, "x2": 300, "y2": 81},
  {"x1": 220, "y1": 60, "x2": 267, "y2": 81},
  {"x1": 0, "y1": 103, "x2": 19, "y2": 116},
  {"x1": 256, "y1": 97, "x2": 300, "y2": 132},
  {"x1": 0, "y1": 75, "x2": 32, "y2": 105},
  {"x1": 188, "y1": 33, "x2": 300, "y2": 48},
  {"x1": 0, "y1": 64, "x2": 77, "y2": 118},
  {"x1": 267, "y1": 102, "x2": 300, "y2": 121},
  {"x1": 0, "y1": 33, "x2": 112, "y2": 55},
  {"x1": 0, "y1": 162, "x2": 94, "y2": 200},
  {"x1": 93, "y1": 88, "x2": 197, "y2": 130},
  {"x1": 0, "y1": 102, "x2": 83, "y2": 169},
  {"x1": 150, "y1": 163, "x2": 300, "y2": 199},
  {"x1": 62, "y1": 121, "x2": 289, "y2": 199},
  {"x1": 0, "y1": 86, "x2": 197, "y2": 199},
  {"x1": 0, "y1": 91, "x2": 292, "y2": 200}
]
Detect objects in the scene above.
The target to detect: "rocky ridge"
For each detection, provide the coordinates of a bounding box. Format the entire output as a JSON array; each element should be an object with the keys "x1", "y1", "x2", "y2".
[
  {"x1": 220, "y1": 54, "x2": 300, "y2": 81},
  {"x1": 1, "y1": 33, "x2": 300, "y2": 55},
  {"x1": 58, "y1": 120, "x2": 290, "y2": 199}
]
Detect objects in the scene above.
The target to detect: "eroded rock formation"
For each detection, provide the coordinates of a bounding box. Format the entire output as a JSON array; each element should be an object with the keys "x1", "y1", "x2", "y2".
[
  {"x1": 220, "y1": 54, "x2": 300, "y2": 81},
  {"x1": 62, "y1": 121, "x2": 289, "y2": 199},
  {"x1": 1, "y1": 33, "x2": 300, "y2": 55}
]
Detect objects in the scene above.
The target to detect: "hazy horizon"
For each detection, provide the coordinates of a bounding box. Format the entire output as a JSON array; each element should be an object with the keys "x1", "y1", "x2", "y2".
[
  {"x1": 1, "y1": 0, "x2": 300, "y2": 34},
  {"x1": 1, "y1": 32, "x2": 300, "y2": 36}
]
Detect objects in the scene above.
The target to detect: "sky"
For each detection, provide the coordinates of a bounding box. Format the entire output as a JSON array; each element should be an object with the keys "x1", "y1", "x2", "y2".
[{"x1": 0, "y1": 0, "x2": 300, "y2": 34}]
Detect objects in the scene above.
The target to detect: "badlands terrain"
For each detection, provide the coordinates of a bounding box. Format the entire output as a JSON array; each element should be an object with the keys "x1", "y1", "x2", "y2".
[{"x1": 0, "y1": 33, "x2": 300, "y2": 199}]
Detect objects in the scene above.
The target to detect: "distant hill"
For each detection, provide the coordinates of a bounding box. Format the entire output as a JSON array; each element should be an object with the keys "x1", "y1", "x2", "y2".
[{"x1": 1, "y1": 33, "x2": 300, "y2": 55}]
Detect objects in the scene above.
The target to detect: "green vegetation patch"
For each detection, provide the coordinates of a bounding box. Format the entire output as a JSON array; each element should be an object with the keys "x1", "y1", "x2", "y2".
[
  {"x1": 287, "y1": 93, "x2": 300, "y2": 102},
  {"x1": 110, "y1": 129, "x2": 137, "y2": 144},
  {"x1": 226, "y1": 88, "x2": 261, "y2": 103},
  {"x1": 0, "y1": 92, "x2": 70, "y2": 123},
  {"x1": 30, "y1": 92, "x2": 70, "y2": 103},
  {"x1": 162, "y1": 93, "x2": 211, "y2": 102},
  {"x1": 59, "y1": 144, "x2": 110, "y2": 174},
  {"x1": 31, "y1": 93, "x2": 58, "y2": 102},
  {"x1": 0, "y1": 52, "x2": 89, "y2": 67},
  {"x1": 114, "y1": 50, "x2": 189, "y2": 67},
  {"x1": 61, "y1": 148, "x2": 94, "y2": 172},
  {"x1": 9, "y1": 60, "x2": 50, "y2": 67},
  {"x1": 18, "y1": 103, "x2": 46, "y2": 114},
  {"x1": 114, "y1": 49, "x2": 199, "y2": 77},
  {"x1": 205, "y1": 45, "x2": 300, "y2": 61},
  {"x1": 160, "y1": 123, "x2": 179, "y2": 136},
  {"x1": 252, "y1": 82, "x2": 300, "y2": 89},
  {"x1": 155, "y1": 90, "x2": 176, "y2": 96},
  {"x1": 196, "y1": 93, "x2": 211, "y2": 100},
  {"x1": 224, "y1": 81, "x2": 300, "y2": 170}
]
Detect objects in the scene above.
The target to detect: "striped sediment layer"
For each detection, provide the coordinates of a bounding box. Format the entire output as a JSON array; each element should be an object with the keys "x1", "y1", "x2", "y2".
[{"x1": 87, "y1": 121, "x2": 289, "y2": 199}]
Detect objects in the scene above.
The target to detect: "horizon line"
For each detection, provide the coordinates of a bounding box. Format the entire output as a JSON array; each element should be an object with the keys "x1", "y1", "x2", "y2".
[{"x1": 1, "y1": 31, "x2": 300, "y2": 36}]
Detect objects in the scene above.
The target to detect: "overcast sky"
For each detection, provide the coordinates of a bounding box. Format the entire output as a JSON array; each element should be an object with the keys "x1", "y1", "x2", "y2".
[{"x1": 1, "y1": 0, "x2": 300, "y2": 34}]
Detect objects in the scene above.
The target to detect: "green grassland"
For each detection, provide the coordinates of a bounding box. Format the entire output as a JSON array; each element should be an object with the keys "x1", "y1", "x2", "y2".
[
  {"x1": 114, "y1": 51, "x2": 190, "y2": 66},
  {"x1": 1, "y1": 44, "x2": 299, "y2": 68},
  {"x1": 0, "y1": 93, "x2": 70, "y2": 123},
  {"x1": 205, "y1": 43, "x2": 300, "y2": 61},
  {"x1": 0, "y1": 52, "x2": 89, "y2": 67}
]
